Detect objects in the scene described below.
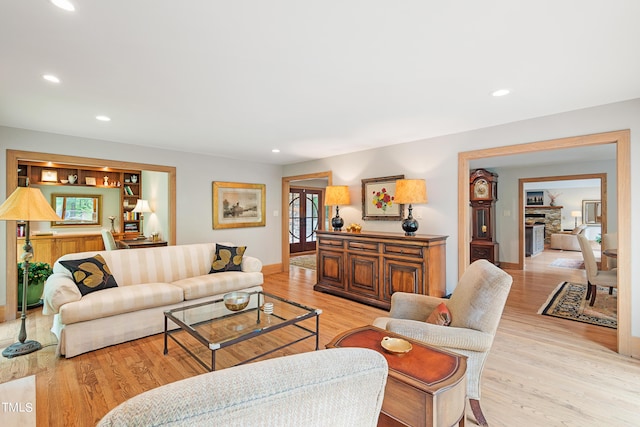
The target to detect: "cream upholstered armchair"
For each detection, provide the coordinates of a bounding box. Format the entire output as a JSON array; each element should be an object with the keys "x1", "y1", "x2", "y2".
[
  {"x1": 98, "y1": 348, "x2": 388, "y2": 427},
  {"x1": 373, "y1": 259, "x2": 512, "y2": 427}
]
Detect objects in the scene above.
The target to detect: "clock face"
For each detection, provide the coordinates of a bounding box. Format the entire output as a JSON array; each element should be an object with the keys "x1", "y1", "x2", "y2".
[{"x1": 474, "y1": 179, "x2": 489, "y2": 199}]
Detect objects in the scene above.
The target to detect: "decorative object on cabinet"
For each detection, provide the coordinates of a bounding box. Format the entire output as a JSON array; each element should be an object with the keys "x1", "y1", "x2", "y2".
[
  {"x1": 361, "y1": 175, "x2": 404, "y2": 221},
  {"x1": 132, "y1": 199, "x2": 152, "y2": 236},
  {"x1": 212, "y1": 181, "x2": 266, "y2": 229},
  {"x1": 108, "y1": 215, "x2": 116, "y2": 233},
  {"x1": 68, "y1": 174, "x2": 78, "y2": 184},
  {"x1": 469, "y1": 168, "x2": 499, "y2": 265},
  {"x1": 41, "y1": 169, "x2": 58, "y2": 182},
  {"x1": 324, "y1": 185, "x2": 350, "y2": 231},
  {"x1": 314, "y1": 230, "x2": 447, "y2": 310},
  {"x1": 0, "y1": 186, "x2": 62, "y2": 358},
  {"x1": 571, "y1": 210, "x2": 582, "y2": 227},
  {"x1": 526, "y1": 190, "x2": 543, "y2": 206},
  {"x1": 85, "y1": 177, "x2": 96, "y2": 186},
  {"x1": 394, "y1": 179, "x2": 427, "y2": 236},
  {"x1": 51, "y1": 194, "x2": 102, "y2": 227}
]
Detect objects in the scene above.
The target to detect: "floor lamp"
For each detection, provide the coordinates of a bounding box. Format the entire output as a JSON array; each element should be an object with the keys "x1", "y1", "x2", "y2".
[{"x1": 0, "y1": 187, "x2": 61, "y2": 358}]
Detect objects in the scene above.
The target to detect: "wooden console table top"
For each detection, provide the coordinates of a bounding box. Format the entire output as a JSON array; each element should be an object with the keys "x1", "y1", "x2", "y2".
[{"x1": 327, "y1": 325, "x2": 467, "y2": 427}]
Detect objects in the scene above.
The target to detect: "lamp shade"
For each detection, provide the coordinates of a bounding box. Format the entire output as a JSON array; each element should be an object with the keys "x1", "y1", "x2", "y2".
[
  {"x1": 394, "y1": 179, "x2": 427, "y2": 204},
  {"x1": 571, "y1": 210, "x2": 582, "y2": 218},
  {"x1": 132, "y1": 199, "x2": 153, "y2": 213},
  {"x1": 325, "y1": 186, "x2": 350, "y2": 206},
  {"x1": 0, "y1": 187, "x2": 61, "y2": 221}
]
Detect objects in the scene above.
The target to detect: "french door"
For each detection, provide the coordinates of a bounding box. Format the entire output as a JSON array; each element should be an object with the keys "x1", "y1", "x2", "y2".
[{"x1": 289, "y1": 188, "x2": 322, "y2": 253}]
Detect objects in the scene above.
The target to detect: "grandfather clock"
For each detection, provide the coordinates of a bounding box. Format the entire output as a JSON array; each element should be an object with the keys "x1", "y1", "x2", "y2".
[{"x1": 469, "y1": 169, "x2": 499, "y2": 265}]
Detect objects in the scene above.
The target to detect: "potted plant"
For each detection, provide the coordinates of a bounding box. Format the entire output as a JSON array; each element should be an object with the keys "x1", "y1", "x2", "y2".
[{"x1": 17, "y1": 261, "x2": 53, "y2": 309}]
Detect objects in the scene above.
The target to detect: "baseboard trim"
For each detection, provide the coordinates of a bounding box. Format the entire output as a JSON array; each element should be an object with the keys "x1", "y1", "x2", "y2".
[
  {"x1": 262, "y1": 263, "x2": 283, "y2": 275},
  {"x1": 499, "y1": 262, "x2": 519, "y2": 270}
]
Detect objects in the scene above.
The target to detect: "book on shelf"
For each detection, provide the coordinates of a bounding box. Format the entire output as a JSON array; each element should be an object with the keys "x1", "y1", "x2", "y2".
[{"x1": 124, "y1": 185, "x2": 134, "y2": 195}]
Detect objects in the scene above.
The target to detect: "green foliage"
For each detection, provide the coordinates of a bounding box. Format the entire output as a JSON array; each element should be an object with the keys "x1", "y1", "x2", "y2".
[
  {"x1": 17, "y1": 262, "x2": 53, "y2": 285},
  {"x1": 595, "y1": 234, "x2": 602, "y2": 244}
]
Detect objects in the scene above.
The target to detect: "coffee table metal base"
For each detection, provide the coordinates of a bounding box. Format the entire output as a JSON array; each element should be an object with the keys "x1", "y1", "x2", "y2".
[{"x1": 164, "y1": 292, "x2": 321, "y2": 371}]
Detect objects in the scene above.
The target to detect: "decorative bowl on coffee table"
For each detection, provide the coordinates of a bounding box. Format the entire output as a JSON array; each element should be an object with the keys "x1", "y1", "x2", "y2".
[{"x1": 224, "y1": 291, "x2": 250, "y2": 311}]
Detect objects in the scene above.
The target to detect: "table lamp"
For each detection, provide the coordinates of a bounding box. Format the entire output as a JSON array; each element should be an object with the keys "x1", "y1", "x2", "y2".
[
  {"x1": 394, "y1": 179, "x2": 428, "y2": 236},
  {"x1": 0, "y1": 187, "x2": 61, "y2": 358},
  {"x1": 571, "y1": 210, "x2": 582, "y2": 227},
  {"x1": 132, "y1": 199, "x2": 153, "y2": 237},
  {"x1": 324, "y1": 186, "x2": 350, "y2": 231}
]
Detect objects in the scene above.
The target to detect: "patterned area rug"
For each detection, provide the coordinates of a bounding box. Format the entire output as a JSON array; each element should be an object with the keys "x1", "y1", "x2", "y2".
[
  {"x1": 290, "y1": 254, "x2": 316, "y2": 270},
  {"x1": 538, "y1": 282, "x2": 617, "y2": 328},
  {"x1": 549, "y1": 258, "x2": 585, "y2": 269}
]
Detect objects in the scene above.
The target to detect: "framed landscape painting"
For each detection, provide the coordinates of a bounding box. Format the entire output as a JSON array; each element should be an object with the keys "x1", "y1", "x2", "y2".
[
  {"x1": 212, "y1": 181, "x2": 266, "y2": 229},
  {"x1": 361, "y1": 175, "x2": 404, "y2": 221}
]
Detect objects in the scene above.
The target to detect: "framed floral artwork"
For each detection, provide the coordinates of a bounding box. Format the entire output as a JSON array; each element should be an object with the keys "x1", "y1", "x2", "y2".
[{"x1": 361, "y1": 175, "x2": 404, "y2": 221}]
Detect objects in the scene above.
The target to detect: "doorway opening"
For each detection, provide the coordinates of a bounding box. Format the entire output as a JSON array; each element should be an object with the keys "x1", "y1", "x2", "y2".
[
  {"x1": 281, "y1": 171, "x2": 332, "y2": 272},
  {"x1": 289, "y1": 187, "x2": 323, "y2": 254},
  {"x1": 458, "y1": 130, "x2": 631, "y2": 355}
]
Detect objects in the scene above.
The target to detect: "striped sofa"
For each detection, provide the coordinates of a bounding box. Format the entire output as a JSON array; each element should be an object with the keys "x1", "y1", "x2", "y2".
[{"x1": 43, "y1": 243, "x2": 263, "y2": 358}]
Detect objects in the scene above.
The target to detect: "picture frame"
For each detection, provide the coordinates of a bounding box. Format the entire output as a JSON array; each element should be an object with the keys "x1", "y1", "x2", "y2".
[
  {"x1": 361, "y1": 175, "x2": 404, "y2": 221},
  {"x1": 41, "y1": 169, "x2": 58, "y2": 182},
  {"x1": 85, "y1": 177, "x2": 97, "y2": 186},
  {"x1": 526, "y1": 190, "x2": 544, "y2": 206},
  {"x1": 212, "y1": 181, "x2": 266, "y2": 229}
]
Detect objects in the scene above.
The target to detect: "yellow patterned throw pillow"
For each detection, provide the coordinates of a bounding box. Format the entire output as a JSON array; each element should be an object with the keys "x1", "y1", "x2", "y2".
[
  {"x1": 60, "y1": 254, "x2": 119, "y2": 296},
  {"x1": 210, "y1": 245, "x2": 246, "y2": 273}
]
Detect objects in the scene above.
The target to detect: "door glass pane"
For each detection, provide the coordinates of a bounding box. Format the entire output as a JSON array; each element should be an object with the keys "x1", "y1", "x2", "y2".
[{"x1": 289, "y1": 194, "x2": 300, "y2": 244}]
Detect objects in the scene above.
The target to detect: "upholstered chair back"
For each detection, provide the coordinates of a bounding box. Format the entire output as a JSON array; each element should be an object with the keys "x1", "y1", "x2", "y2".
[
  {"x1": 446, "y1": 259, "x2": 513, "y2": 334},
  {"x1": 101, "y1": 229, "x2": 118, "y2": 251},
  {"x1": 577, "y1": 234, "x2": 598, "y2": 279}
]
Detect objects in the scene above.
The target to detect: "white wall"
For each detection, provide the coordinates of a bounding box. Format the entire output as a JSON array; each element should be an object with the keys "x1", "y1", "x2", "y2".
[
  {"x1": 283, "y1": 98, "x2": 640, "y2": 337},
  {"x1": 0, "y1": 126, "x2": 284, "y2": 307},
  {"x1": 142, "y1": 170, "x2": 169, "y2": 240}
]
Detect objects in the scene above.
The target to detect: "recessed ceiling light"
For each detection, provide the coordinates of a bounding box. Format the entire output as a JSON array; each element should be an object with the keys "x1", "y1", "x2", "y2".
[
  {"x1": 96, "y1": 115, "x2": 111, "y2": 122},
  {"x1": 272, "y1": 149, "x2": 280, "y2": 153},
  {"x1": 492, "y1": 89, "x2": 510, "y2": 97},
  {"x1": 43, "y1": 74, "x2": 60, "y2": 83},
  {"x1": 51, "y1": 0, "x2": 75, "y2": 12}
]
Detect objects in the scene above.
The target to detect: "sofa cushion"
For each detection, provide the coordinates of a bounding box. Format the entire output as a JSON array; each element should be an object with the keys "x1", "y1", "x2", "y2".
[
  {"x1": 210, "y1": 245, "x2": 246, "y2": 273},
  {"x1": 59, "y1": 254, "x2": 119, "y2": 296},
  {"x1": 172, "y1": 272, "x2": 263, "y2": 301},
  {"x1": 59, "y1": 282, "x2": 184, "y2": 325}
]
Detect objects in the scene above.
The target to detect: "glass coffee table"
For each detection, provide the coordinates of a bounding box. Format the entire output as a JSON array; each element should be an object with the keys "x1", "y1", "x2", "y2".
[{"x1": 164, "y1": 291, "x2": 321, "y2": 371}]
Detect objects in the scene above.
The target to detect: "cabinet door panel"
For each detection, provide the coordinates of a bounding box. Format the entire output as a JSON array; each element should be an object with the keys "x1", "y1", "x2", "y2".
[
  {"x1": 384, "y1": 259, "x2": 423, "y2": 301},
  {"x1": 318, "y1": 251, "x2": 344, "y2": 289},
  {"x1": 347, "y1": 254, "x2": 379, "y2": 298}
]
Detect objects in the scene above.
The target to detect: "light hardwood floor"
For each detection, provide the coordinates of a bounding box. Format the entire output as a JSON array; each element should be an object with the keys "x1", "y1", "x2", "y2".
[{"x1": 1, "y1": 249, "x2": 639, "y2": 427}]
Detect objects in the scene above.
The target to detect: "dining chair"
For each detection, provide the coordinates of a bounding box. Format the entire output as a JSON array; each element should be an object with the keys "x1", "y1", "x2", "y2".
[
  {"x1": 602, "y1": 232, "x2": 618, "y2": 270},
  {"x1": 577, "y1": 234, "x2": 617, "y2": 306}
]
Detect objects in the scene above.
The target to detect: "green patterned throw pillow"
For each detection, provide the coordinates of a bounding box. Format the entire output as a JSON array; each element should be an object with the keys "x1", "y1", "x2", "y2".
[
  {"x1": 60, "y1": 254, "x2": 119, "y2": 296},
  {"x1": 210, "y1": 245, "x2": 246, "y2": 273}
]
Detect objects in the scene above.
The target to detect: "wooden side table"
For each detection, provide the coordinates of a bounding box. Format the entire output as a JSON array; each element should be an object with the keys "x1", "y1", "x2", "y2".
[{"x1": 327, "y1": 326, "x2": 467, "y2": 427}]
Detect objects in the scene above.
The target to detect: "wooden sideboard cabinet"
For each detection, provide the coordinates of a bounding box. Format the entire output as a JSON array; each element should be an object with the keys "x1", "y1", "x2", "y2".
[
  {"x1": 314, "y1": 230, "x2": 447, "y2": 310},
  {"x1": 17, "y1": 233, "x2": 105, "y2": 266}
]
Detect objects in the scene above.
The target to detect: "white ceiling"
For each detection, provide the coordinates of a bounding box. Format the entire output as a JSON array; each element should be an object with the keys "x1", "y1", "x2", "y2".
[{"x1": 1, "y1": 1, "x2": 639, "y2": 165}]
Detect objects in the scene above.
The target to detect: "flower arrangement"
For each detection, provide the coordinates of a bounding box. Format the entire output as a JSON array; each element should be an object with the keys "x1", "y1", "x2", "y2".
[
  {"x1": 548, "y1": 191, "x2": 562, "y2": 206},
  {"x1": 18, "y1": 262, "x2": 53, "y2": 286},
  {"x1": 372, "y1": 188, "x2": 394, "y2": 211}
]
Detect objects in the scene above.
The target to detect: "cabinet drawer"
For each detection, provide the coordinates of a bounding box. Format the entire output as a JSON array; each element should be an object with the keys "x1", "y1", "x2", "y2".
[
  {"x1": 318, "y1": 237, "x2": 344, "y2": 249},
  {"x1": 384, "y1": 244, "x2": 423, "y2": 258},
  {"x1": 348, "y1": 241, "x2": 379, "y2": 253}
]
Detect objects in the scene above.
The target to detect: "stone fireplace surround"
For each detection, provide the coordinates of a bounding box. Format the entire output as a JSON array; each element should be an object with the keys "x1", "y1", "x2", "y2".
[{"x1": 525, "y1": 206, "x2": 563, "y2": 243}]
